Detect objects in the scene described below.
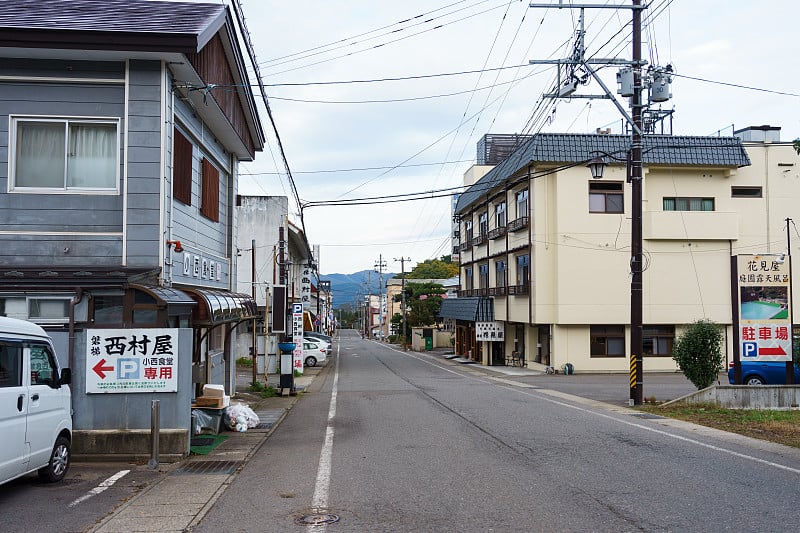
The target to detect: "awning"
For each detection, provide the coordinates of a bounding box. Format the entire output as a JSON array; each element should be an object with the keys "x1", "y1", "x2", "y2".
[
  {"x1": 438, "y1": 297, "x2": 493, "y2": 322},
  {"x1": 180, "y1": 288, "x2": 258, "y2": 325},
  {"x1": 130, "y1": 284, "x2": 197, "y2": 316}
]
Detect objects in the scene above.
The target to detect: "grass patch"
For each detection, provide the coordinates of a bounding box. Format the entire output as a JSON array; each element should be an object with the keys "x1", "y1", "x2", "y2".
[
  {"x1": 247, "y1": 381, "x2": 277, "y2": 398},
  {"x1": 638, "y1": 403, "x2": 800, "y2": 448},
  {"x1": 236, "y1": 357, "x2": 253, "y2": 366}
]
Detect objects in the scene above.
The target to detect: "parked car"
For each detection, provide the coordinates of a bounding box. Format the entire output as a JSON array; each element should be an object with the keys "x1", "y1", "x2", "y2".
[
  {"x1": 0, "y1": 317, "x2": 73, "y2": 486},
  {"x1": 304, "y1": 331, "x2": 332, "y2": 345},
  {"x1": 303, "y1": 341, "x2": 328, "y2": 367},
  {"x1": 728, "y1": 360, "x2": 800, "y2": 385}
]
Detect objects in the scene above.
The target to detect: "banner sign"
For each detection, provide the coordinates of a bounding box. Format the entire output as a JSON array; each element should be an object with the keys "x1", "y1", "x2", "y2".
[
  {"x1": 86, "y1": 328, "x2": 179, "y2": 393},
  {"x1": 301, "y1": 265, "x2": 312, "y2": 310},
  {"x1": 737, "y1": 254, "x2": 792, "y2": 362},
  {"x1": 291, "y1": 303, "x2": 305, "y2": 374}
]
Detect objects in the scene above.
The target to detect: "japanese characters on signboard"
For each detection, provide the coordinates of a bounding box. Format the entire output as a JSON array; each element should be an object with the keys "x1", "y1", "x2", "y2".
[
  {"x1": 86, "y1": 328, "x2": 179, "y2": 393},
  {"x1": 476, "y1": 321, "x2": 505, "y2": 341},
  {"x1": 301, "y1": 265, "x2": 312, "y2": 310},
  {"x1": 291, "y1": 303, "x2": 304, "y2": 374},
  {"x1": 737, "y1": 255, "x2": 791, "y2": 362}
]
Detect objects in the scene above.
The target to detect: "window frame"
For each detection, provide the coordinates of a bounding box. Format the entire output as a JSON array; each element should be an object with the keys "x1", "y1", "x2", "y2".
[
  {"x1": 516, "y1": 189, "x2": 529, "y2": 218},
  {"x1": 516, "y1": 254, "x2": 530, "y2": 286},
  {"x1": 590, "y1": 325, "x2": 626, "y2": 357},
  {"x1": 200, "y1": 157, "x2": 220, "y2": 222},
  {"x1": 479, "y1": 264, "x2": 489, "y2": 289},
  {"x1": 589, "y1": 181, "x2": 624, "y2": 214},
  {"x1": 173, "y1": 128, "x2": 193, "y2": 206},
  {"x1": 731, "y1": 186, "x2": 763, "y2": 199},
  {"x1": 9, "y1": 115, "x2": 121, "y2": 194},
  {"x1": 464, "y1": 220, "x2": 474, "y2": 242},
  {"x1": 642, "y1": 325, "x2": 675, "y2": 356},
  {"x1": 495, "y1": 259, "x2": 507, "y2": 287},
  {"x1": 496, "y1": 201, "x2": 507, "y2": 227},
  {"x1": 662, "y1": 197, "x2": 715, "y2": 211},
  {"x1": 0, "y1": 295, "x2": 72, "y2": 324},
  {"x1": 478, "y1": 212, "x2": 488, "y2": 236}
]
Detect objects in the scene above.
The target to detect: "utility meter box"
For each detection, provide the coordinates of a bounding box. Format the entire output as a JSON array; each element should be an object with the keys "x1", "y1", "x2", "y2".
[{"x1": 616, "y1": 68, "x2": 634, "y2": 97}]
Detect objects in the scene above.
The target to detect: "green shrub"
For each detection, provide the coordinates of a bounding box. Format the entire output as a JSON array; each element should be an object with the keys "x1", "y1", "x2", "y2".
[
  {"x1": 236, "y1": 357, "x2": 253, "y2": 366},
  {"x1": 672, "y1": 319, "x2": 724, "y2": 389}
]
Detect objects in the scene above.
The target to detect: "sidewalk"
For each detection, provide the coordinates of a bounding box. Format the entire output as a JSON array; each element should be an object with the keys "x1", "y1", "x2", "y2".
[{"x1": 87, "y1": 364, "x2": 320, "y2": 533}]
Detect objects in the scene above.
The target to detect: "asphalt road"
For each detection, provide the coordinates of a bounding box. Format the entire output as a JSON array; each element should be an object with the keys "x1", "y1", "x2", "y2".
[{"x1": 195, "y1": 330, "x2": 800, "y2": 532}]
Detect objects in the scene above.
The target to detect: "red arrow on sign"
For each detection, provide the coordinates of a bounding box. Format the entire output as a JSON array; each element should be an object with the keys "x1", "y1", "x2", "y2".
[
  {"x1": 759, "y1": 346, "x2": 787, "y2": 356},
  {"x1": 92, "y1": 359, "x2": 114, "y2": 379}
]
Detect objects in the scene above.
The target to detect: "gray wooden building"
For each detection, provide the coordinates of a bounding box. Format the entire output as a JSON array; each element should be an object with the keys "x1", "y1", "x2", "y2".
[{"x1": 0, "y1": 0, "x2": 265, "y2": 459}]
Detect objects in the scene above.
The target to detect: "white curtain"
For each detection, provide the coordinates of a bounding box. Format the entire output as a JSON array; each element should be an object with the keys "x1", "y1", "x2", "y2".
[
  {"x1": 15, "y1": 121, "x2": 65, "y2": 188},
  {"x1": 67, "y1": 123, "x2": 116, "y2": 188}
]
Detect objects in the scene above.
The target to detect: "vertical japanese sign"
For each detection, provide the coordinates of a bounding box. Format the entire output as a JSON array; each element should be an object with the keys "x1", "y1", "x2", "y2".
[
  {"x1": 301, "y1": 264, "x2": 312, "y2": 310},
  {"x1": 86, "y1": 328, "x2": 179, "y2": 393},
  {"x1": 291, "y1": 303, "x2": 304, "y2": 374},
  {"x1": 737, "y1": 254, "x2": 792, "y2": 362}
]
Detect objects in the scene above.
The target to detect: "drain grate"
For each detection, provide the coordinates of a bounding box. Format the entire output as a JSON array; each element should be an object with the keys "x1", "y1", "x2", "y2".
[
  {"x1": 630, "y1": 412, "x2": 666, "y2": 420},
  {"x1": 255, "y1": 422, "x2": 274, "y2": 429},
  {"x1": 295, "y1": 512, "x2": 340, "y2": 526},
  {"x1": 174, "y1": 460, "x2": 241, "y2": 475}
]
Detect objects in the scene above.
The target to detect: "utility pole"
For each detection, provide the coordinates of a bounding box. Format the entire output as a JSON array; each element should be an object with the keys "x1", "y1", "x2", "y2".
[
  {"x1": 787, "y1": 218, "x2": 796, "y2": 385},
  {"x1": 251, "y1": 239, "x2": 258, "y2": 386},
  {"x1": 375, "y1": 255, "x2": 387, "y2": 341},
  {"x1": 529, "y1": 0, "x2": 648, "y2": 404},
  {"x1": 395, "y1": 257, "x2": 411, "y2": 350}
]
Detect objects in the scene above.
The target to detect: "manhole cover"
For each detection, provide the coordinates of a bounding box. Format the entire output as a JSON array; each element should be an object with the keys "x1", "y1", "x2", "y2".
[{"x1": 295, "y1": 512, "x2": 340, "y2": 526}]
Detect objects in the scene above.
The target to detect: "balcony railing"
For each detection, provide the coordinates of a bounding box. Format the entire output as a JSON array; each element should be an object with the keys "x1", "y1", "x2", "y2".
[
  {"x1": 507, "y1": 284, "x2": 529, "y2": 295},
  {"x1": 488, "y1": 286, "x2": 507, "y2": 296},
  {"x1": 508, "y1": 216, "x2": 529, "y2": 233},
  {"x1": 471, "y1": 234, "x2": 487, "y2": 247},
  {"x1": 487, "y1": 226, "x2": 507, "y2": 240}
]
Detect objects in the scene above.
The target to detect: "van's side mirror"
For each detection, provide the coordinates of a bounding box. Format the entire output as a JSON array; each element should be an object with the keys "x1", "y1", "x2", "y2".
[{"x1": 59, "y1": 368, "x2": 72, "y2": 386}]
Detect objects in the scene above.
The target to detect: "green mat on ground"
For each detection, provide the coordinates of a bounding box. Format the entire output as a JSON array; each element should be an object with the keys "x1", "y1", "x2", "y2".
[{"x1": 190, "y1": 434, "x2": 229, "y2": 455}]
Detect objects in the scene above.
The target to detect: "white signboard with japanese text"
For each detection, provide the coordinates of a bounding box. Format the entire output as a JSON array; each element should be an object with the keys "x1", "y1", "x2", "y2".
[
  {"x1": 291, "y1": 303, "x2": 304, "y2": 374},
  {"x1": 476, "y1": 321, "x2": 505, "y2": 341},
  {"x1": 737, "y1": 255, "x2": 792, "y2": 362},
  {"x1": 301, "y1": 265, "x2": 312, "y2": 310},
  {"x1": 86, "y1": 328, "x2": 179, "y2": 393}
]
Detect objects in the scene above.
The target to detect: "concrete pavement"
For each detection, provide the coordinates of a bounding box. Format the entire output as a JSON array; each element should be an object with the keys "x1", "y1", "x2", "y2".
[{"x1": 85, "y1": 348, "x2": 704, "y2": 532}]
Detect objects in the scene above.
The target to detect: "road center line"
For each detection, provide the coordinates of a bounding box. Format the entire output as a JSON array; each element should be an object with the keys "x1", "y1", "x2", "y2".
[
  {"x1": 68, "y1": 469, "x2": 130, "y2": 507},
  {"x1": 310, "y1": 341, "x2": 340, "y2": 527}
]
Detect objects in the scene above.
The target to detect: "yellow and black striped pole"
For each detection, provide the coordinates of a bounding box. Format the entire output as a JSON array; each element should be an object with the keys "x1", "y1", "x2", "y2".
[{"x1": 630, "y1": 353, "x2": 638, "y2": 402}]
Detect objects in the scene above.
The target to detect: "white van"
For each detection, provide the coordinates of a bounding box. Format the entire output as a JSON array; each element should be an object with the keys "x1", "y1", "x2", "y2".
[{"x1": 0, "y1": 317, "x2": 72, "y2": 485}]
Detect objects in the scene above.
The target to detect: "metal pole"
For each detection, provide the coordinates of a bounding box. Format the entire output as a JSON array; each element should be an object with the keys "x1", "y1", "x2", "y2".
[
  {"x1": 149, "y1": 399, "x2": 160, "y2": 468},
  {"x1": 630, "y1": 0, "x2": 644, "y2": 405},
  {"x1": 252, "y1": 239, "x2": 258, "y2": 386}
]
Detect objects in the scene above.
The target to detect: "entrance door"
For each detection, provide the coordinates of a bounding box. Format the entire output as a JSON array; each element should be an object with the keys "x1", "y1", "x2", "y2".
[
  {"x1": 0, "y1": 342, "x2": 26, "y2": 483},
  {"x1": 491, "y1": 342, "x2": 505, "y2": 365},
  {"x1": 538, "y1": 327, "x2": 551, "y2": 366}
]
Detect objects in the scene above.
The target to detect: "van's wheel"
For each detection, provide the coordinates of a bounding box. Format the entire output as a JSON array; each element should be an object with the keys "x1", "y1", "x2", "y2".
[
  {"x1": 38, "y1": 436, "x2": 71, "y2": 482},
  {"x1": 305, "y1": 356, "x2": 317, "y2": 367}
]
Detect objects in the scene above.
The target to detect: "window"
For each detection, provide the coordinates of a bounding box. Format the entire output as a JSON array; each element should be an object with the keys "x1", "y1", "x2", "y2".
[
  {"x1": 589, "y1": 182, "x2": 623, "y2": 213},
  {"x1": 479, "y1": 264, "x2": 489, "y2": 289},
  {"x1": 200, "y1": 158, "x2": 220, "y2": 222},
  {"x1": 464, "y1": 220, "x2": 474, "y2": 242},
  {"x1": 496, "y1": 260, "x2": 507, "y2": 287},
  {"x1": 11, "y1": 117, "x2": 119, "y2": 192},
  {"x1": 92, "y1": 294, "x2": 124, "y2": 325},
  {"x1": 173, "y1": 129, "x2": 193, "y2": 205},
  {"x1": 465, "y1": 267, "x2": 474, "y2": 290},
  {"x1": 496, "y1": 201, "x2": 507, "y2": 227},
  {"x1": 0, "y1": 344, "x2": 22, "y2": 388},
  {"x1": 663, "y1": 197, "x2": 714, "y2": 211},
  {"x1": 516, "y1": 189, "x2": 529, "y2": 218},
  {"x1": 29, "y1": 344, "x2": 57, "y2": 387},
  {"x1": 516, "y1": 254, "x2": 530, "y2": 286},
  {"x1": 590, "y1": 325, "x2": 625, "y2": 357},
  {"x1": 0, "y1": 296, "x2": 70, "y2": 323},
  {"x1": 478, "y1": 212, "x2": 488, "y2": 236},
  {"x1": 643, "y1": 325, "x2": 674, "y2": 356},
  {"x1": 731, "y1": 186, "x2": 762, "y2": 198}
]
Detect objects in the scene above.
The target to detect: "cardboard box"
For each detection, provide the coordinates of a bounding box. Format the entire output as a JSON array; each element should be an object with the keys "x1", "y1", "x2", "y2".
[
  {"x1": 194, "y1": 396, "x2": 225, "y2": 408},
  {"x1": 203, "y1": 384, "x2": 225, "y2": 398}
]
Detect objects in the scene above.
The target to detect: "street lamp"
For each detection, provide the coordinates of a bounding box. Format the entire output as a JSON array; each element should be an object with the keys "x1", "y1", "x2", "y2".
[{"x1": 586, "y1": 156, "x2": 607, "y2": 180}]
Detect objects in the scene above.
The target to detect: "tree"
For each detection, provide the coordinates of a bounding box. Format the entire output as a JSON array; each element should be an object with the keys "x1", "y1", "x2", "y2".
[
  {"x1": 392, "y1": 281, "x2": 446, "y2": 339},
  {"x1": 406, "y1": 258, "x2": 458, "y2": 279},
  {"x1": 672, "y1": 319, "x2": 725, "y2": 389},
  {"x1": 794, "y1": 138, "x2": 800, "y2": 155}
]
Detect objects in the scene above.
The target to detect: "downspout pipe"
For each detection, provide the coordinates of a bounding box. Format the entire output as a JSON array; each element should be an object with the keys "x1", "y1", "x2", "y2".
[{"x1": 68, "y1": 288, "x2": 84, "y2": 373}]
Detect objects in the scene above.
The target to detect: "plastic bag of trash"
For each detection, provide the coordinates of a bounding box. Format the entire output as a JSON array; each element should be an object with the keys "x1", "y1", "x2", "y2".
[
  {"x1": 192, "y1": 409, "x2": 217, "y2": 435},
  {"x1": 224, "y1": 403, "x2": 259, "y2": 431}
]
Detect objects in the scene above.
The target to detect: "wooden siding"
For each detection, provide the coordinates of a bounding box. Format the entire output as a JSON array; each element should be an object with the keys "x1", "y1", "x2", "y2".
[{"x1": 187, "y1": 34, "x2": 255, "y2": 158}]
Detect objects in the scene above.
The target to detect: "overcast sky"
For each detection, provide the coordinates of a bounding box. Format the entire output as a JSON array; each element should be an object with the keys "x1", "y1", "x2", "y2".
[{"x1": 219, "y1": 0, "x2": 800, "y2": 275}]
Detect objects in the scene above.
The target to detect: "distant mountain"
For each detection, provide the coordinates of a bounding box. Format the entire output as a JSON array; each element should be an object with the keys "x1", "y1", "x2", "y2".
[{"x1": 322, "y1": 270, "x2": 398, "y2": 309}]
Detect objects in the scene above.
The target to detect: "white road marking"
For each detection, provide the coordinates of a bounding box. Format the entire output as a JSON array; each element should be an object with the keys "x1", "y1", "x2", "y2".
[
  {"x1": 310, "y1": 343, "x2": 340, "y2": 530},
  {"x1": 68, "y1": 469, "x2": 130, "y2": 507},
  {"x1": 387, "y1": 345, "x2": 800, "y2": 475}
]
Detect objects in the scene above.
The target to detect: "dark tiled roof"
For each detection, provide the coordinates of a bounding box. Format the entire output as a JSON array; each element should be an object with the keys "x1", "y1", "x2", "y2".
[
  {"x1": 439, "y1": 297, "x2": 493, "y2": 321},
  {"x1": 456, "y1": 133, "x2": 751, "y2": 213},
  {"x1": 0, "y1": 0, "x2": 227, "y2": 52}
]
